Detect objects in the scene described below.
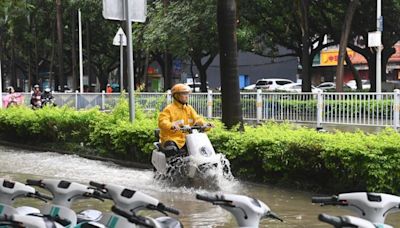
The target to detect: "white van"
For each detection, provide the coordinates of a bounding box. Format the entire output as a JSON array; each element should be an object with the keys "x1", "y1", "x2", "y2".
[{"x1": 255, "y1": 78, "x2": 294, "y2": 91}]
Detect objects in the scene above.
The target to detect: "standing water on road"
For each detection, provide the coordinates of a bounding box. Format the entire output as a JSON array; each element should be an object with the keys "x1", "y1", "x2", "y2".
[{"x1": 0, "y1": 145, "x2": 399, "y2": 227}]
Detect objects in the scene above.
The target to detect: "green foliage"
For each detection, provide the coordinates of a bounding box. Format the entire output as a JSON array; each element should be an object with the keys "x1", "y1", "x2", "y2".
[
  {"x1": 210, "y1": 122, "x2": 400, "y2": 193},
  {"x1": 0, "y1": 105, "x2": 101, "y2": 142}
]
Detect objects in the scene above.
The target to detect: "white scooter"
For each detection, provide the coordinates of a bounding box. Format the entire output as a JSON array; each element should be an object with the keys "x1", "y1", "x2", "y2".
[
  {"x1": 151, "y1": 125, "x2": 233, "y2": 185},
  {"x1": 0, "y1": 178, "x2": 49, "y2": 217},
  {"x1": 312, "y1": 192, "x2": 400, "y2": 227},
  {"x1": 196, "y1": 192, "x2": 283, "y2": 227},
  {"x1": 24, "y1": 179, "x2": 104, "y2": 227},
  {"x1": 318, "y1": 213, "x2": 378, "y2": 228},
  {"x1": 89, "y1": 181, "x2": 182, "y2": 228},
  {"x1": 0, "y1": 178, "x2": 65, "y2": 228}
]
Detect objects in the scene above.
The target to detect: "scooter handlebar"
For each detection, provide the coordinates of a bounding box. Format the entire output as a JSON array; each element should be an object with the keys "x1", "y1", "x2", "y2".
[{"x1": 318, "y1": 213, "x2": 343, "y2": 226}]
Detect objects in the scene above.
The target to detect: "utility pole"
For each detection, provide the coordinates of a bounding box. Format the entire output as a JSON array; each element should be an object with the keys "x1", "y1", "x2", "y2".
[
  {"x1": 125, "y1": 0, "x2": 135, "y2": 122},
  {"x1": 376, "y1": 0, "x2": 382, "y2": 93},
  {"x1": 79, "y1": 9, "x2": 84, "y2": 93}
]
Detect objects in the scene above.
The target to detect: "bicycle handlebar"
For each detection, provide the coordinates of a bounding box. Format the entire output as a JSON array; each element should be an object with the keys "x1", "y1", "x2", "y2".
[
  {"x1": 26, "y1": 179, "x2": 43, "y2": 187},
  {"x1": 155, "y1": 203, "x2": 180, "y2": 215},
  {"x1": 318, "y1": 213, "x2": 355, "y2": 227},
  {"x1": 196, "y1": 193, "x2": 218, "y2": 203},
  {"x1": 34, "y1": 191, "x2": 53, "y2": 201},
  {"x1": 111, "y1": 206, "x2": 153, "y2": 228},
  {"x1": 312, "y1": 196, "x2": 347, "y2": 206},
  {"x1": 267, "y1": 211, "x2": 284, "y2": 222},
  {"x1": 89, "y1": 181, "x2": 106, "y2": 190}
]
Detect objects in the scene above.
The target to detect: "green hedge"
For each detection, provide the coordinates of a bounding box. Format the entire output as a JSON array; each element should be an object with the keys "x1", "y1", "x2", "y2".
[{"x1": 1, "y1": 98, "x2": 400, "y2": 193}]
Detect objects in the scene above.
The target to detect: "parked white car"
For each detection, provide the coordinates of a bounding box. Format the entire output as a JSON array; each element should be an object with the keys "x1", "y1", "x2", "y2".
[
  {"x1": 255, "y1": 78, "x2": 294, "y2": 91},
  {"x1": 317, "y1": 82, "x2": 352, "y2": 91},
  {"x1": 346, "y1": 80, "x2": 371, "y2": 90},
  {"x1": 279, "y1": 82, "x2": 322, "y2": 93},
  {"x1": 184, "y1": 82, "x2": 208, "y2": 92}
]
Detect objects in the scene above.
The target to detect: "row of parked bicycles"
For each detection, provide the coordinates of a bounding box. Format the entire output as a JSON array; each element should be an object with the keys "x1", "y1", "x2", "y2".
[{"x1": 1, "y1": 178, "x2": 400, "y2": 227}]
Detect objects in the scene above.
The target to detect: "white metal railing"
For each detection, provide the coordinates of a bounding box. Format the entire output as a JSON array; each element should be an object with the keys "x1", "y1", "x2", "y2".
[{"x1": 2, "y1": 90, "x2": 400, "y2": 129}]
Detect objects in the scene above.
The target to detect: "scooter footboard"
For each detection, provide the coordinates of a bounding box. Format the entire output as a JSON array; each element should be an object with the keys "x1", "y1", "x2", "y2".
[{"x1": 151, "y1": 150, "x2": 167, "y2": 174}]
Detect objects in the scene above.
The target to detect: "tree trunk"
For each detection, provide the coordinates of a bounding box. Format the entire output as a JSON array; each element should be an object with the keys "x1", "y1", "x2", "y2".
[
  {"x1": 49, "y1": 22, "x2": 56, "y2": 91},
  {"x1": 28, "y1": 15, "x2": 33, "y2": 90},
  {"x1": 382, "y1": 47, "x2": 396, "y2": 83},
  {"x1": 143, "y1": 50, "x2": 150, "y2": 91},
  {"x1": 217, "y1": 0, "x2": 243, "y2": 129},
  {"x1": 163, "y1": 53, "x2": 172, "y2": 90},
  {"x1": 193, "y1": 54, "x2": 216, "y2": 92},
  {"x1": 33, "y1": 15, "x2": 38, "y2": 87},
  {"x1": 335, "y1": 0, "x2": 359, "y2": 92},
  {"x1": 299, "y1": 0, "x2": 311, "y2": 92},
  {"x1": 344, "y1": 51, "x2": 362, "y2": 90},
  {"x1": 56, "y1": 0, "x2": 65, "y2": 92},
  {"x1": 71, "y1": 10, "x2": 77, "y2": 91},
  {"x1": 11, "y1": 38, "x2": 16, "y2": 88},
  {"x1": 368, "y1": 56, "x2": 376, "y2": 92},
  {"x1": 162, "y1": 0, "x2": 173, "y2": 90}
]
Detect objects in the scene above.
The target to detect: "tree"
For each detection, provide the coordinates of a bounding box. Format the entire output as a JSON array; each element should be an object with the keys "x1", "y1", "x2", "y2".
[
  {"x1": 0, "y1": 0, "x2": 33, "y2": 88},
  {"x1": 217, "y1": 0, "x2": 243, "y2": 129},
  {"x1": 134, "y1": 0, "x2": 219, "y2": 92},
  {"x1": 348, "y1": 0, "x2": 400, "y2": 91},
  {"x1": 240, "y1": 0, "x2": 331, "y2": 92},
  {"x1": 335, "y1": 0, "x2": 360, "y2": 92}
]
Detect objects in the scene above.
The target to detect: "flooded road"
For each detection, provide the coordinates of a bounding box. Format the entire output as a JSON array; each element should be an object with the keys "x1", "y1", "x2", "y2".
[{"x1": 0, "y1": 145, "x2": 398, "y2": 227}]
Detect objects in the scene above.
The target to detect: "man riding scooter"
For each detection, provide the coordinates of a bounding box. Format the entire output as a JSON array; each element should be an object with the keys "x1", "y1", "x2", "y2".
[
  {"x1": 41, "y1": 87, "x2": 56, "y2": 107},
  {"x1": 158, "y1": 83, "x2": 213, "y2": 157}
]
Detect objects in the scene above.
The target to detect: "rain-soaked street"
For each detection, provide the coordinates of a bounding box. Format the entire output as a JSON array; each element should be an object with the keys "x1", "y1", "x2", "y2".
[{"x1": 1, "y1": 145, "x2": 399, "y2": 227}]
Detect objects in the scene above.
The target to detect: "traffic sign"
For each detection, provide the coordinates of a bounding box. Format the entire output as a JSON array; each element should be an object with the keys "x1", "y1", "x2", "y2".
[
  {"x1": 113, "y1": 28, "x2": 127, "y2": 46},
  {"x1": 103, "y1": 0, "x2": 146, "y2": 22}
]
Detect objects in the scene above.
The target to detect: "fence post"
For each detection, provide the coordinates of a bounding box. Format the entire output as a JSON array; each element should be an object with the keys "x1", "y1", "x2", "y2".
[
  {"x1": 207, "y1": 90, "x2": 213, "y2": 118},
  {"x1": 316, "y1": 90, "x2": 323, "y2": 130},
  {"x1": 256, "y1": 89, "x2": 262, "y2": 123},
  {"x1": 75, "y1": 91, "x2": 79, "y2": 109},
  {"x1": 101, "y1": 90, "x2": 105, "y2": 110},
  {"x1": 167, "y1": 90, "x2": 172, "y2": 104},
  {"x1": 394, "y1": 89, "x2": 400, "y2": 130}
]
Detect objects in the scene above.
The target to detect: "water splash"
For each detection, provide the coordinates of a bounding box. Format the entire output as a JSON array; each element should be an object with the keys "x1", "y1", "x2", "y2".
[
  {"x1": 0, "y1": 146, "x2": 240, "y2": 195},
  {"x1": 153, "y1": 152, "x2": 239, "y2": 192}
]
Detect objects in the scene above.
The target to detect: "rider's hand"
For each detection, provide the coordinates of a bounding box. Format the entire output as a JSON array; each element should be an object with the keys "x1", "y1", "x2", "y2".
[
  {"x1": 171, "y1": 122, "x2": 181, "y2": 132},
  {"x1": 205, "y1": 123, "x2": 214, "y2": 128}
]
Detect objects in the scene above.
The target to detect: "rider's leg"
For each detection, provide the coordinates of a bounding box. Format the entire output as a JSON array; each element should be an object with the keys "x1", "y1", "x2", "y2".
[{"x1": 163, "y1": 141, "x2": 188, "y2": 157}]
